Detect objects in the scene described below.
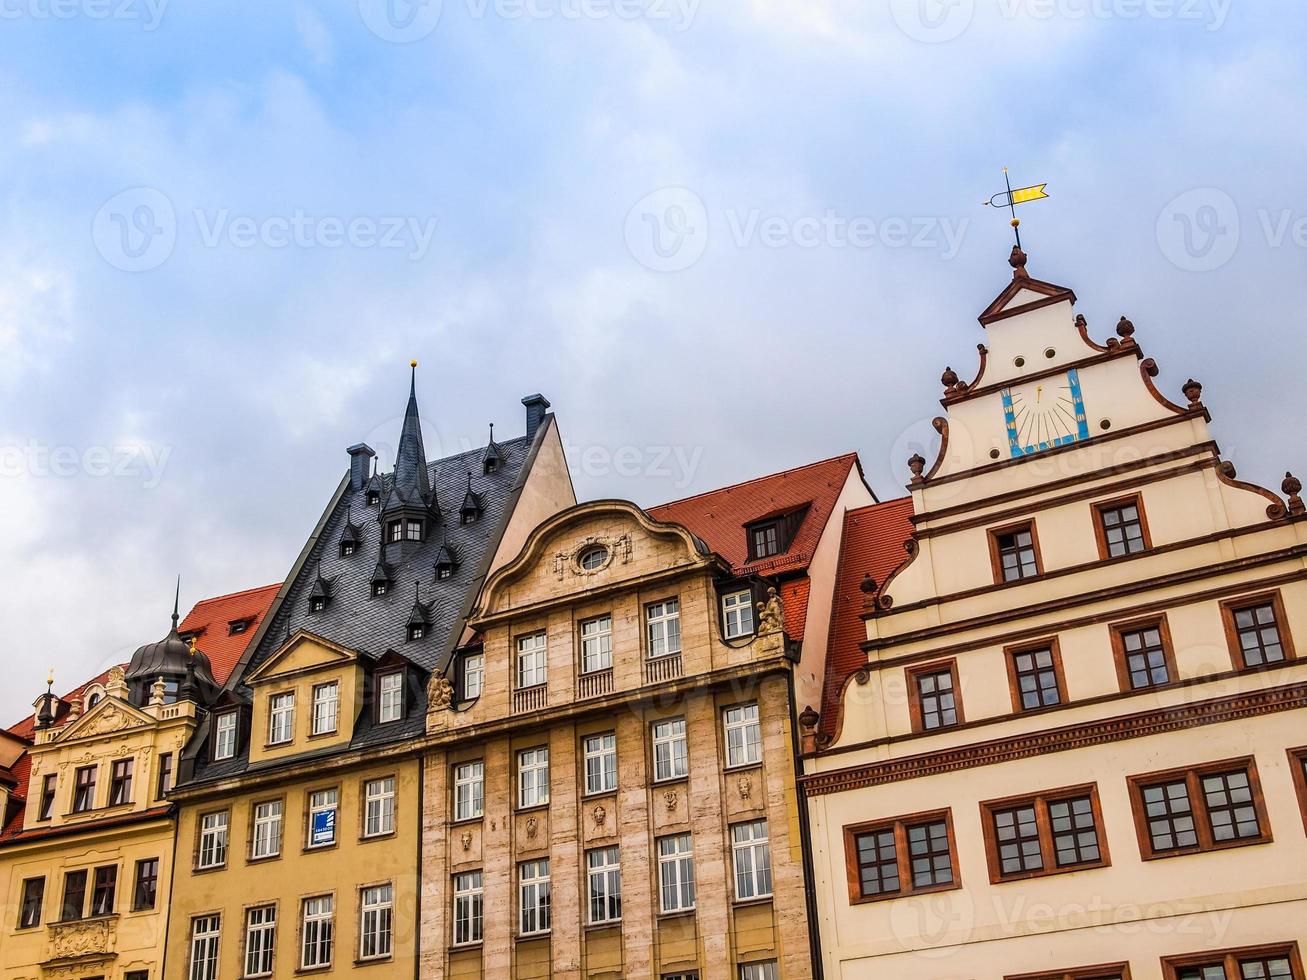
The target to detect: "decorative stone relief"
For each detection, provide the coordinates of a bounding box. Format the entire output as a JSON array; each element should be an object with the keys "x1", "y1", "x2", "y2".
[
  {"x1": 592, "y1": 804, "x2": 606, "y2": 827},
  {"x1": 460, "y1": 831, "x2": 472, "y2": 852},
  {"x1": 526, "y1": 816, "x2": 539, "y2": 839},
  {"x1": 48, "y1": 917, "x2": 112, "y2": 959},
  {"x1": 663, "y1": 790, "x2": 677, "y2": 812},
  {"x1": 737, "y1": 774, "x2": 752, "y2": 800}
]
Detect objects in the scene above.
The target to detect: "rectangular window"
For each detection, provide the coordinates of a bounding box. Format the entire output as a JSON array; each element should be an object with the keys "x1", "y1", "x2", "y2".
[
  {"x1": 652, "y1": 717, "x2": 689, "y2": 782},
  {"x1": 18, "y1": 877, "x2": 43, "y2": 928},
  {"x1": 132, "y1": 858, "x2": 159, "y2": 911},
  {"x1": 109, "y1": 759, "x2": 134, "y2": 806},
  {"x1": 244, "y1": 905, "x2": 276, "y2": 977},
  {"x1": 61, "y1": 869, "x2": 88, "y2": 921},
  {"x1": 724, "y1": 702, "x2": 762, "y2": 768},
  {"x1": 580, "y1": 614, "x2": 613, "y2": 673},
  {"x1": 453, "y1": 871, "x2": 483, "y2": 946},
  {"x1": 156, "y1": 753, "x2": 174, "y2": 799},
  {"x1": 1112, "y1": 617, "x2": 1176, "y2": 690},
  {"x1": 587, "y1": 846, "x2": 622, "y2": 924},
  {"x1": 463, "y1": 653, "x2": 484, "y2": 700},
  {"x1": 251, "y1": 800, "x2": 283, "y2": 859},
  {"x1": 908, "y1": 662, "x2": 962, "y2": 732},
  {"x1": 198, "y1": 811, "x2": 229, "y2": 869},
  {"x1": 364, "y1": 777, "x2": 396, "y2": 837},
  {"x1": 73, "y1": 765, "x2": 97, "y2": 812},
  {"x1": 982, "y1": 785, "x2": 1108, "y2": 882},
  {"x1": 750, "y1": 523, "x2": 780, "y2": 559},
  {"x1": 453, "y1": 761, "x2": 485, "y2": 821},
  {"x1": 378, "y1": 671, "x2": 404, "y2": 723},
  {"x1": 387, "y1": 520, "x2": 403, "y2": 543},
  {"x1": 844, "y1": 809, "x2": 959, "y2": 903},
  {"x1": 583, "y1": 733, "x2": 618, "y2": 795},
  {"x1": 1129, "y1": 758, "x2": 1271, "y2": 859},
  {"x1": 213, "y1": 712, "x2": 238, "y2": 760},
  {"x1": 311, "y1": 682, "x2": 339, "y2": 735},
  {"x1": 1007, "y1": 642, "x2": 1065, "y2": 711},
  {"x1": 657, "y1": 833, "x2": 696, "y2": 913},
  {"x1": 740, "y1": 963, "x2": 780, "y2": 980},
  {"x1": 300, "y1": 895, "x2": 334, "y2": 969},
  {"x1": 647, "y1": 599, "x2": 682, "y2": 658},
  {"x1": 1095, "y1": 496, "x2": 1150, "y2": 558},
  {"x1": 406, "y1": 519, "x2": 423, "y2": 541},
  {"x1": 268, "y1": 692, "x2": 295, "y2": 745},
  {"x1": 518, "y1": 858, "x2": 551, "y2": 935},
  {"x1": 38, "y1": 773, "x2": 57, "y2": 820},
  {"x1": 189, "y1": 914, "x2": 221, "y2": 980},
  {"x1": 359, "y1": 883, "x2": 394, "y2": 960},
  {"x1": 731, "y1": 820, "x2": 773, "y2": 901},
  {"x1": 517, "y1": 747, "x2": 550, "y2": 809},
  {"x1": 517, "y1": 632, "x2": 548, "y2": 689},
  {"x1": 307, "y1": 789, "x2": 339, "y2": 848},
  {"x1": 722, "y1": 590, "x2": 755, "y2": 639},
  {"x1": 1223, "y1": 594, "x2": 1295, "y2": 669},
  {"x1": 991, "y1": 522, "x2": 1041, "y2": 582},
  {"x1": 1162, "y1": 944, "x2": 1304, "y2": 980}
]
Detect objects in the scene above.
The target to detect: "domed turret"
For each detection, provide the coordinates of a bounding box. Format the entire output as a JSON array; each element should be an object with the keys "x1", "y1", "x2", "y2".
[{"x1": 124, "y1": 581, "x2": 220, "y2": 707}]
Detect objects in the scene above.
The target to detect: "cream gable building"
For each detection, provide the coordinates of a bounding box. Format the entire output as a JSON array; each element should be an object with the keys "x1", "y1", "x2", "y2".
[{"x1": 801, "y1": 247, "x2": 1307, "y2": 979}]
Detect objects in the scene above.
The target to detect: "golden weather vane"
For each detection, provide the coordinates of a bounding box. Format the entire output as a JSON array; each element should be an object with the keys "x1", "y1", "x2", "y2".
[{"x1": 983, "y1": 168, "x2": 1049, "y2": 250}]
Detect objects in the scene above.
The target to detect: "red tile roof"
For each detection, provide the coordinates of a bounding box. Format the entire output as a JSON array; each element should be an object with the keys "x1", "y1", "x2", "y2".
[
  {"x1": 779, "y1": 578, "x2": 811, "y2": 643},
  {"x1": 650, "y1": 454, "x2": 861, "y2": 578},
  {"x1": 818, "y1": 498, "x2": 916, "y2": 740},
  {"x1": 179, "y1": 583, "x2": 281, "y2": 685}
]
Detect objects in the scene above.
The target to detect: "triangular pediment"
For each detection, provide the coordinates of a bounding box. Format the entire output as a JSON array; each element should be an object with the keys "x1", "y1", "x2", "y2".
[
  {"x1": 979, "y1": 274, "x2": 1077, "y2": 326},
  {"x1": 246, "y1": 629, "x2": 358, "y2": 685},
  {"x1": 58, "y1": 697, "x2": 153, "y2": 742}
]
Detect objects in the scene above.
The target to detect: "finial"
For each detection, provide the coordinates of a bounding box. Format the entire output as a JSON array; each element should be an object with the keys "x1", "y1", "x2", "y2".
[
  {"x1": 188, "y1": 635, "x2": 198, "y2": 658},
  {"x1": 46, "y1": 668, "x2": 54, "y2": 690},
  {"x1": 1116, "y1": 316, "x2": 1136, "y2": 341},
  {"x1": 941, "y1": 366, "x2": 959, "y2": 392},
  {"x1": 1009, "y1": 244, "x2": 1029, "y2": 278},
  {"x1": 907, "y1": 453, "x2": 926, "y2": 484},
  {"x1": 172, "y1": 575, "x2": 181, "y2": 628},
  {"x1": 1283, "y1": 472, "x2": 1304, "y2": 516},
  {"x1": 466, "y1": 470, "x2": 473, "y2": 489},
  {"x1": 410, "y1": 359, "x2": 418, "y2": 368},
  {"x1": 1182, "y1": 378, "x2": 1203, "y2": 408}
]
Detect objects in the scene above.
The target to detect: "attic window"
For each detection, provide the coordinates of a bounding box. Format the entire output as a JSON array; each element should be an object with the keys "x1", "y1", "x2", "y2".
[
  {"x1": 367, "y1": 490, "x2": 380, "y2": 506},
  {"x1": 406, "y1": 520, "x2": 423, "y2": 542},
  {"x1": 750, "y1": 522, "x2": 780, "y2": 559},
  {"x1": 387, "y1": 521, "x2": 403, "y2": 543},
  {"x1": 745, "y1": 506, "x2": 809, "y2": 562},
  {"x1": 372, "y1": 581, "x2": 389, "y2": 598},
  {"x1": 341, "y1": 541, "x2": 357, "y2": 558},
  {"x1": 579, "y1": 545, "x2": 609, "y2": 571},
  {"x1": 484, "y1": 458, "x2": 498, "y2": 475},
  {"x1": 309, "y1": 596, "x2": 327, "y2": 614},
  {"x1": 228, "y1": 619, "x2": 251, "y2": 637},
  {"x1": 437, "y1": 565, "x2": 453, "y2": 580},
  {"x1": 407, "y1": 623, "x2": 426, "y2": 642}
]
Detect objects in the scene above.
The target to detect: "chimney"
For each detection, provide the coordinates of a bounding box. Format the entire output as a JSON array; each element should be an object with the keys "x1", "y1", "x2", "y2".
[
  {"x1": 521, "y1": 394, "x2": 551, "y2": 441},
  {"x1": 346, "y1": 444, "x2": 376, "y2": 491}
]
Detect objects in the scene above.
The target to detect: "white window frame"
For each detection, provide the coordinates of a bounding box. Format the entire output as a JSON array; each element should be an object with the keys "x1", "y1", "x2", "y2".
[
  {"x1": 586, "y1": 846, "x2": 622, "y2": 925},
  {"x1": 517, "y1": 747, "x2": 550, "y2": 809},
  {"x1": 739, "y1": 962, "x2": 779, "y2": 980},
  {"x1": 189, "y1": 913, "x2": 221, "y2": 980},
  {"x1": 723, "y1": 702, "x2": 762, "y2": 768},
  {"x1": 580, "y1": 614, "x2": 613, "y2": 673},
  {"x1": 582, "y1": 732, "x2": 618, "y2": 795},
  {"x1": 213, "y1": 712, "x2": 237, "y2": 761},
  {"x1": 300, "y1": 895, "x2": 334, "y2": 969},
  {"x1": 722, "y1": 590, "x2": 755, "y2": 639},
  {"x1": 359, "y1": 883, "x2": 393, "y2": 960},
  {"x1": 731, "y1": 819, "x2": 773, "y2": 901},
  {"x1": 657, "y1": 833, "x2": 696, "y2": 913},
  {"x1": 251, "y1": 800, "x2": 283, "y2": 859},
  {"x1": 243, "y1": 905, "x2": 276, "y2": 978},
  {"x1": 197, "y1": 811, "x2": 228, "y2": 869},
  {"x1": 268, "y1": 692, "x2": 295, "y2": 745},
  {"x1": 311, "y1": 682, "x2": 339, "y2": 736},
  {"x1": 307, "y1": 789, "x2": 338, "y2": 848},
  {"x1": 463, "y1": 653, "x2": 484, "y2": 700},
  {"x1": 453, "y1": 870, "x2": 483, "y2": 946},
  {"x1": 364, "y1": 777, "x2": 396, "y2": 838},
  {"x1": 453, "y1": 761, "x2": 484, "y2": 822},
  {"x1": 378, "y1": 672, "x2": 404, "y2": 723},
  {"x1": 518, "y1": 858, "x2": 551, "y2": 936},
  {"x1": 517, "y1": 632, "x2": 548, "y2": 689},
  {"x1": 652, "y1": 717, "x2": 689, "y2": 782},
  {"x1": 646, "y1": 599, "x2": 682, "y2": 659}
]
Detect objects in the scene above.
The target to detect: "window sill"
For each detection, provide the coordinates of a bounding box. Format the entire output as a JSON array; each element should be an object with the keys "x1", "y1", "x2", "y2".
[
  {"x1": 585, "y1": 919, "x2": 622, "y2": 933},
  {"x1": 307, "y1": 730, "x2": 340, "y2": 741},
  {"x1": 303, "y1": 843, "x2": 339, "y2": 854},
  {"x1": 848, "y1": 880, "x2": 961, "y2": 906},
  {"x1": 989, "y1": 859, "x2": 1110, "y2": 884},
  {"x1": 516, "y1": 931, "x2": 551, "y2": 942},
  {"x1": 723, "y1": 761, "x2": 763, "y2": 775},
  {"x1": 1139, "y1": 834, "x2": 1273, "y2": 862},
  {"x1": 651, "y1": 776, "x2": 689, "y2": 788},
  {"x1": 247, "y1": 852, "x2": 282, "y2": 864},
  {"x1": 732, "y1": 895, "x2": 774, "y2": 908},
  {"x1": 515, "y1": 803, "x2": 550, "y2": 815},
  {"x1": 295, "y1": 965, "x2": 333, "y2": 975},
  {"x1": 192, "y1": 864, "x2": 228, "y2": 875},
  {"x1": 657, "y1": 907, "x2": 697, "y2": 921},
  {"x1": 360, "y1": 831, "x2": 397, "y2": 844},
  {"x1": 353, "y1": 956, "x2": 395, "y2": 967},
  {"x1": 450, "y1": 815, "x2": 484, "y2": 827},
  {"x1": 450, "y1": 941, "x2": 483, "y2": 951},
  {"x1": 49, "y1": 913, "x2": 119, "y2": 927}
]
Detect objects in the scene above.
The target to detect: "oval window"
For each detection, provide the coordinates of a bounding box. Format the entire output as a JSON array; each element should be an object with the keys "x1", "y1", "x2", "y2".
[{"x1": 579, "y1": 546, "x2": 609, "y2": 571}]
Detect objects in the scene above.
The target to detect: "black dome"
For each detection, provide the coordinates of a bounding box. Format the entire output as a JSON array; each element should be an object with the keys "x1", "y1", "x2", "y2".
[{"x1": 124, "y1": 595, "x2": 220, "y2": 706}]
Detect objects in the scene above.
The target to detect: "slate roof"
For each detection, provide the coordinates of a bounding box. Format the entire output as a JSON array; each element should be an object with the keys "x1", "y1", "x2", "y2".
[{"x1": 818, "y1": 498, "x2": 916, "y2": 739}]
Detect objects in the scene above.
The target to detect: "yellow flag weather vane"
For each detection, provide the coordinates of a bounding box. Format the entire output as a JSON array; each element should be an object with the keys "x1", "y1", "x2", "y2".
[{"x1": 984, "y1": 168, "x2": 1049, "y2": 249}]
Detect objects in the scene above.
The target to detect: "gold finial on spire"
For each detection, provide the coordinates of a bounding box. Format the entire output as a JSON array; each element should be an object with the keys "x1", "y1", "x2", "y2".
[
  {"x1": 410, "y1": 359, "x2": 418, "y2": 368},
  {"x1": 46, "y1": 668, "x2": 54, "y2": 688},
  {"x1": 188, "y1": 636, "x2": 198, "y2": 657}
]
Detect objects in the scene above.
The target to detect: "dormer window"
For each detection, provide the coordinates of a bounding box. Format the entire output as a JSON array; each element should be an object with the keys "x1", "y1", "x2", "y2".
[
  {"x1": 406, "y1": 519, "x2": 423, "y2": 542},
  {"x1": 341, "y1": 541, "x2": 357, "y2": 558},
  {"x1": 434, "y1": 538, "x2": 459, "y2": 580},
  {"x1": 744, "y1": 505, "x2": 809, "y2": 562},
  {"x1": 378, "y1": 671, "x2": 405, "y2": 723},
  {"x1": 228, "y1": 619, "x2": 251, "y2": 637},
  {"x1": 408, "y1": 624, "x2": 426, "y2": 641},
  {"x1": 367, "y1": 489, "x2": 381, "y2": 506},
  {"x1": 485, "y1": 458, "x2": 498, "y2": 474},
  {"x1": 308, "y1": 569, "x2": 334, "y2": 614},
  {"x1": 437, "y1": 566, "x2": 453, "y2": 580},
  {"x1": 460, "y1": 473, "x2": 482, "y2": 525},
  {"x1": 461, "y1": 509, "x2": 477, "y2": 526},
  {"x1": 213, "y1": 712, "x2": 238, "y2": 760},
  {"x1": 751, "y1": 522, "x2": 780, "y2": 559},
  {"x1": 387, "y1": 520, "x2": 403, "y2": 543},
  {"x1": 309, "y1": 596, "x2": 326, "y2": 614},
  {"x1": 372, "y1": 581, "x2": 389, "y2": 598}
]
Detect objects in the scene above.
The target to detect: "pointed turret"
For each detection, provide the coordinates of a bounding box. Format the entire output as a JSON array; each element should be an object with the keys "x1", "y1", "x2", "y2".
[
  {"x1": 392, "y1": 361, "x2": 432, "y2": 507},
  {"x1": 482, "y1": 422, "x2": 504, "y2": 475},
  {"x1": 460, "y1": 472, "x2": 482, "y2": 525}
]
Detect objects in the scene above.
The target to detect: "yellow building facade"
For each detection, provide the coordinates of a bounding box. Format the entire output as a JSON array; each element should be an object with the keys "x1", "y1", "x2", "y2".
[{"x1": 801, "y1": 248, "x2": 1307, "y2": 978}]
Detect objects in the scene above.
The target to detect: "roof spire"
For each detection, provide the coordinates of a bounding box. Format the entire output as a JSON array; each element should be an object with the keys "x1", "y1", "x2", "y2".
[
  {"x1": 172, "y1": 575, "x2": 181, "y2": 629},
  {"x1": 391, "y1": 360, "x2": 431, "y2": 506}
]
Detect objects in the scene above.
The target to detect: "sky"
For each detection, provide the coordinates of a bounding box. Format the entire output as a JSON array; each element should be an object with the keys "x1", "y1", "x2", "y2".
[{"x1": 1, "y1": 0, "x2": 1305, "y2": 722}]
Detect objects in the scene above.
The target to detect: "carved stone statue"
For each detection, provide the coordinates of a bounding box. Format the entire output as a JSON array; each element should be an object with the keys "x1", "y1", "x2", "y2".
[
  {"x1": 757, "y1": 587, "x2": 784, "y2": 634},
  {"x1": 427, "y1": 673, "x2": 453, "y2": 710}
]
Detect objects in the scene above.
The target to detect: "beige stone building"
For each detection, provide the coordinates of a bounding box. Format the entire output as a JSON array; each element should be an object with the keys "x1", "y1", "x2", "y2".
[
  {"x1": 418, "y1": 453, "x2": 875, "y2": 980},
  {"x1": 801, "y1": 247, "x2": 1307, "y2": 978}
]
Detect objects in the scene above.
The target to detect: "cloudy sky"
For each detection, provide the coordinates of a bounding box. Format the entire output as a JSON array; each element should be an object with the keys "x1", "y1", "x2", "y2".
[{"x1": 1, "y1": 0, "x2": 1303, "y2": 721}]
